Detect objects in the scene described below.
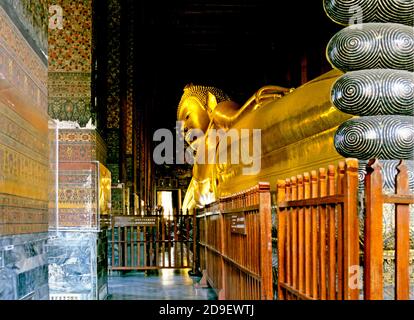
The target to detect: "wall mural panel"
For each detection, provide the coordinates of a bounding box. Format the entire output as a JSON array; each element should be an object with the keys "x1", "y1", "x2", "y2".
[
  {"x1": 104, "y1": 0, "x2": 122, "y2": 203},
  {"x1": 48, "y1": 0, "x2": 92, "y2": 73},
  {"x1": 48, "y1": 72, "x2": 92, "y2": 126},
  {"x1": 0, "y1": 0, "x2": 48, "y2": 57},
  {"x1": 0, "y1": 5, "x2": 49, "y2": 300},
  {"x1": 58, "y1": 129, "x2": 107, "y2": 164},
  {"x1": 48, "y1": 0, "x2": 94, "y2": 126},
  {"x1": 106, "y1": 0, "x2": 121, "y2": 129},
  {"x1": 0, "y1": 6, "x2": 48, "y2": 236},
  {"x1": 125, "y1": 0, "x2": 135, "y2": 156}
]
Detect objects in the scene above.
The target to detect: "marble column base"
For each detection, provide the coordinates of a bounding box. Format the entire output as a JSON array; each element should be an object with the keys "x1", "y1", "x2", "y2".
[
  {"x1": 0, "y1": 233, "x2": 49, "y2": 300},
  {"x1": 47, "y1": 230, "x2": 108, "y2": 300}
]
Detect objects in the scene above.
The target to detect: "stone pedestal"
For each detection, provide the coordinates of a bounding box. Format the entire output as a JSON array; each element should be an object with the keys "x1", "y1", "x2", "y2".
[
  {"x1": 46, "y1": 127, "x2": 110, "y2": 300},
  {"x1": 47, "y1": 230, "x2": 108, "y2": 300},
  {"x1": 0, "y1": 233, "x2": 49, "y2": 300}
]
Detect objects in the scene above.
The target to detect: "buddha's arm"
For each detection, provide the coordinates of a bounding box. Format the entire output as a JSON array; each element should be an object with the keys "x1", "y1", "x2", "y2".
[
  {"x1": 182, "y1": 178, "x2": 197, "y2": 213},
  {"x1": 212, "y1": 85, "x2": 291, "y2": 129}
]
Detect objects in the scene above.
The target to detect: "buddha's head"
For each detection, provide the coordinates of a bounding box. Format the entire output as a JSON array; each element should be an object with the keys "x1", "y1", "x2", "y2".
[{"x1": 177, "y1": 84, "x2": 231, "y2": 146}]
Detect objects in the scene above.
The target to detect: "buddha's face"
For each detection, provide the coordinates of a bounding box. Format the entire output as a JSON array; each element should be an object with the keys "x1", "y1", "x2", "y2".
[{"x1": 179, "y1": 97, "x2": 211, "y2": 146}]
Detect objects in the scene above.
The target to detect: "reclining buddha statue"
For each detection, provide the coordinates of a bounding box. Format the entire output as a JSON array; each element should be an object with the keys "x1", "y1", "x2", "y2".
[
  {"x1": 177, "y1": 0, "x2": 414, "y2": 288},
  {"x1": 177, "y1": 70, "x2": 353, "y2": 213}
]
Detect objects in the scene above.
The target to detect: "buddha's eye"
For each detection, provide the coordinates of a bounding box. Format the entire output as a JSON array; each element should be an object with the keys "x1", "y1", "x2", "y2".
[{"x1": 185, "y1": 114, "x2": 190, "y2": 120}]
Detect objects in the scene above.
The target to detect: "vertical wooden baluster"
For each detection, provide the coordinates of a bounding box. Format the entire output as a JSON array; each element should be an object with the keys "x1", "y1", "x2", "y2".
[
  {"x1": 161, "y1": 219, "x2": 165, "y2": 267},
  {"x1": 130, "y1": 225, "x2": 134, "y2": 267},
  {"x1": 304, "y1": 173, "x2": 311, "y2": 297},
  {"x1": 291, "y1": 176, "x2": 298, "y2": 290},
  {"x1": 143, "y1": 226, "x2": 147, "y2": 267},
  {"x1": 111, "y1": 217, "x2": 115, "y2": 269},
  {"x1": 343, "y1": 159, "x2": 359, "y2": 300},
  {"x1": 277, "y1": 180, "x2": 286, "y2": 300},
  {"x1": 132, "y1": 226, "x2": 138, "y2": 267},
  {"x1": 337, "y1": 162, "x2": 345, "y2": 299},
  {"x1": 285, "y1": 179, "x2": 292, "y2": 289},
  {"x1": 395, "y1": 161, "x2": 410, "y2": 300},
  {"x1": 297, "y1": 175, "x2": 304, "y2": 294},
  {"x1": 248, "y1": 275, "x2": 251, "y2": 300},
  {"x1": 193, "y1": 210, "x2": 197, "y2": 273},
  {"x1": 319, "y1": 168, "x2": 327, "y2": 300},
  {"x1": 168, "y1": 215, "x2": 172, "y2": 267},
  {"x1": 124, "y1": 226, "x2": 128, "y2": 267},
  {"x1": 310, "y1": 171, "x2": 318, "y2": 299},
  {"x1": 364, "y1": 159, "x2": 384, "y2": 300},
  {"x1": 220, "y1": 205, "x2": 226, "y2": 299},
  {"x1": 156, "y1": 218, "x2": 160, "y2": 267},
  {"x1": 186, "y1": 216, "x2": 190, "y2": 267},
  {"x1": 137, "y1": 226, "x2": 141, "y2": 267},
  {"x1": 327, "y1": 165, "x2": 336, "y2": 300},
  {"x1": 180, "y1": 214, "x2": 184, "y2": 267},
  {"x1": 174, "y1": 210, "x2": 178, "y2": 267},
  {"x1": 150, "y1": 225, "x2": 154, "y2": 267},
  {"x1": 118, "y1": 226, "x2": 122, "y2": 267}
]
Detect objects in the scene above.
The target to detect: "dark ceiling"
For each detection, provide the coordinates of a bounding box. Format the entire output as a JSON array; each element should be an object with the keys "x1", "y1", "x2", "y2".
[{"x1": 132, "y1": 0, "x2": 341, "y2": 131}]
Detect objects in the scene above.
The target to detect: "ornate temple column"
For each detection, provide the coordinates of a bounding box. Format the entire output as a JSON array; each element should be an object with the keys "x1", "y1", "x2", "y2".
[
  {"x1": 0, "y1": 1, "x2": 49, "y2": 300},
  {"x1": 121, "y1": 0, "x2": 137, "y2": 214},
  {"x1": 105, "y1": 0, "x2": 122, "y2": 185},
  {"x1": 47, "y1": 0, "x2": 110, "y2": 300},
  {"x1": 324, "y1": 0, "x2": 414, "y2": 287}
]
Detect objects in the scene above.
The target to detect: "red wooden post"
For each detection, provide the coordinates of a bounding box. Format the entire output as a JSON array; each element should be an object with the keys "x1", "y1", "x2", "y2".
[
  {"x1": 219, "y1": 201, "x2": 226, "y2": 300},
  {"x1": 337, "y1": 162, "x2": 345, "y2": 299},
  {"x1": 277, "y1": 180, "x2": 286, "y2": 300},
  {"x1": 192, "y1": 209, "x2": 197, "y2": 274},
  {"x1": 310, "y1": 171, "x2": 318, "y2": 299},
  {"x1": 395, "y1": 161, "x2": 410, "y2": 300},
  {"x1": 174, "y1": 209, "x2": 178, "y2": 267},
  {"x1": 285, "y1": 179, "x2": 292, "y2": 289},
  {"x1": 364, "y1": 159, "x2": 384, "y2": 300},
  {"x1": 259, "y1": 182, "x2": 273, "y2": 300},
  {"x1": 297, "y1": 174, "x2": 304, "y2": 294},
  {"x1": 111, "y1": 215, "x2": 115, "y2": 269},
  {"x1": 291, "y1": 176, "x2": 298, "y2": 290},
  {"x1": 304, "y1": 172, "x2": 311, "y2": 296},
  {"x1": 319, "y1": 168, "x2": 327, "y2": 300},
  {"x1": 343, "y1": 159, "x2": 359, "y2": 300},
  {"x1": 327, "y1": 165, "x2": 336, "y2": 300}
]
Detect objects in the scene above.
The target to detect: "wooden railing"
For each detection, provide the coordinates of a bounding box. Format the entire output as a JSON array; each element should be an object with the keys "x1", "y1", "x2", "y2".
[
  {"x1": 109, "y1": 212, "x2": 194, "y2": 270},
  {"x1": 277, "y1": 159, "x2": 359, "y2": 300},
  {"x1": 277, "y1": 158, "x2": 413, "y2": 300},
  {"x1": 364, "y1": 159, "x2": 414, "y2": 300},
  {"x1": 196, "y1": 183, "x2": 273, "y2": 300}
]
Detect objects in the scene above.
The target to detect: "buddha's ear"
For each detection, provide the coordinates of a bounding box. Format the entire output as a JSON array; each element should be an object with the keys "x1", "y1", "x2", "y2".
[{"x1": 207, "y1": 92, "x2": 218, "y2": 113}]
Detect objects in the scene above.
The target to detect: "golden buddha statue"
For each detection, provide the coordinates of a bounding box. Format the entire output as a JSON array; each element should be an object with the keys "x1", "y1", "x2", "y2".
[{"x1": 178, "y1": 70, "x2": 353, "y2": 213}]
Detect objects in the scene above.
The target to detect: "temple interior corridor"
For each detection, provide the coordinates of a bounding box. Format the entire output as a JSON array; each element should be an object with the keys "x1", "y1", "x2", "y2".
[{"x1": 0, "y1": 0, "x2": 413, "y2": 303}]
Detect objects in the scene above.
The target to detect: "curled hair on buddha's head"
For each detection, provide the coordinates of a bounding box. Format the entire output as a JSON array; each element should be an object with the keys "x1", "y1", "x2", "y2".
[{"x1": 177, "y1": 84, "x2": 231, "y2": 120}]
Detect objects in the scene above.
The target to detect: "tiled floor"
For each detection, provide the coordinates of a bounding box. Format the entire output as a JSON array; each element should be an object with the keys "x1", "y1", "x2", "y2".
[{"x1": 107, "y1": 269, "x2": 217, "y2": 300}]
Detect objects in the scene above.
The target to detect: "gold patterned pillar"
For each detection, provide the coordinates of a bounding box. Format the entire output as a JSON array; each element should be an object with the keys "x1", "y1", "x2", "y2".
[{"x1": 47, "y1": 0, "x2": 110, "y2": 300}]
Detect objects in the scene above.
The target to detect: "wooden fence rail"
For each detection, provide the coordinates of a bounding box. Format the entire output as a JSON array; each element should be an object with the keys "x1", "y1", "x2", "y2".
[
  {"x1": 277, "y1": 159, "x2": 359, "y2": 300},
  {"x1": 108, "y1": 213, "x2": 194, "y2": 270},
  {"x1": 196, "y1": 183, "x2": 273, "y2": 300},
  {"x1": 277, "y1": 158, "x2": 413, "y2": 300},
  {"x1": 365, "y1": 159, "x2": 414, "y2": 300}
]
